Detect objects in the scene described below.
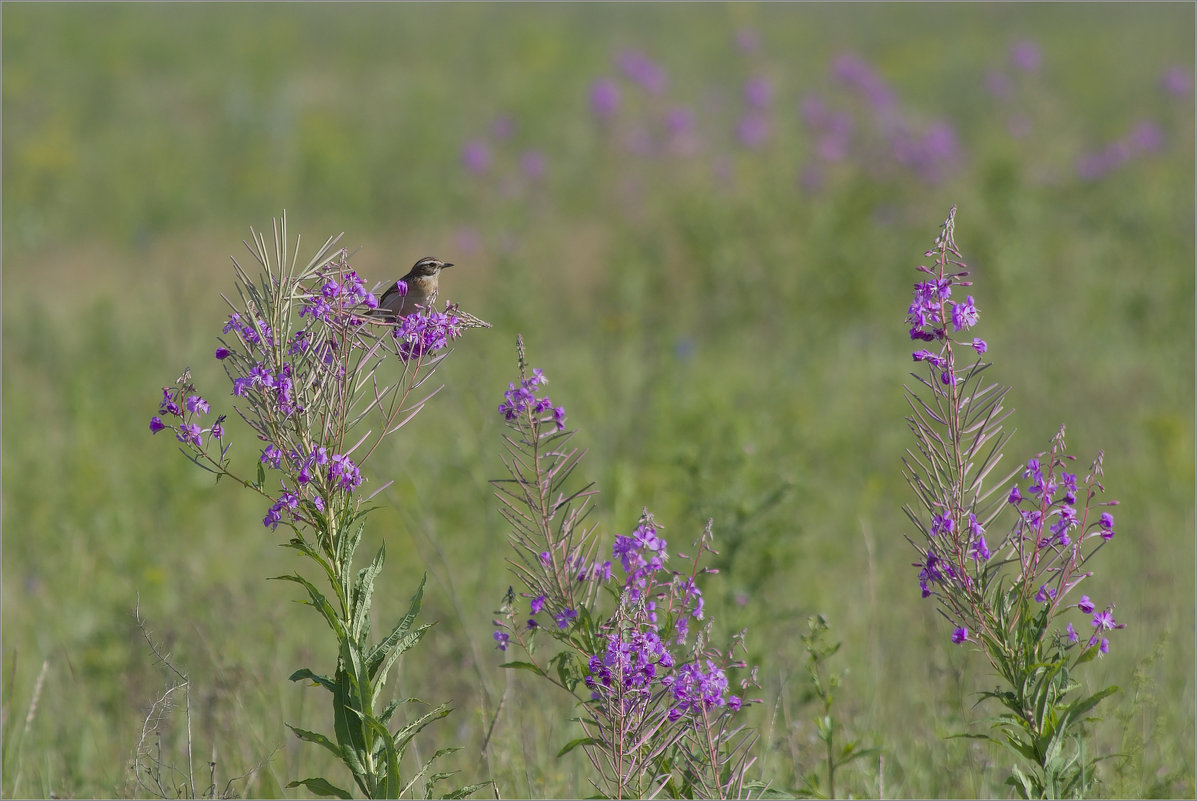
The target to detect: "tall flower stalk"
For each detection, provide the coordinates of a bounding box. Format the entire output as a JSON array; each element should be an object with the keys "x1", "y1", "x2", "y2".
[
  {"x1": 149, "y1": 213, "x2": 488, "y2": 799},
  {"x1": 902, "y1": 206, "x2": 1123, "y2": 799},
  {"x1": 489, "y1": 336, "x2": 761, "y2": 799}
]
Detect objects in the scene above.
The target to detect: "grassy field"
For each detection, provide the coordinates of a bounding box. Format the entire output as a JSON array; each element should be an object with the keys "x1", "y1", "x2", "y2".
[{"x1": 3, "y1": 3, "x2": 1194, "y2": 798}]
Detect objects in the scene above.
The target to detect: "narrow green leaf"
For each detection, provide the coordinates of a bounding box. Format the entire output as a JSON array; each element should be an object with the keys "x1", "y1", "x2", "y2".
[
  {"x1": 269, "y1": 574, "x2": 345, "y2": 638},
  {"x1": 332, "y1": 666, "x2": 368, "y2": 777},
  {"x1": 285, "y1": 724, "x2": 343, "y2": 760},
  {"x1": 351, "y1": 544, "x2": 386, "y2": 643},
  {"x1": 557, "y1": 736, "x2": 601, "y2": 757},
  {"x1": 393, "y1": 702, "x2": 453, "y2": 752},
  {"x1": 498, "y1": 661, "x2": 547, "y2": 677},
  {"x1": 289, "y1": 667, "x2": 335, "y2": 693},
  {"x1": 286, "y1": 777, "x2": 353, "y2": 799},
  {"x1": 366, "y1": 574, "x2": 429, "y2": 679},
  {"x1": 1064, "y1": 684, "x2": 1119, "y2": 722}
]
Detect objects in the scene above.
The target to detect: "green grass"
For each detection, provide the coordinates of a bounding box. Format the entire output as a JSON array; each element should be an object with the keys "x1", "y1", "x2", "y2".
[{"x1": 3, "y1": 3, "x2": 1194, "y2": 798}]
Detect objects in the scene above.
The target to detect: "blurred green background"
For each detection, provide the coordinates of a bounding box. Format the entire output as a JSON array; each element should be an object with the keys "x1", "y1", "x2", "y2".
[{"x1": 3, "y1": 2, "x2": 1193, "y2": 798}]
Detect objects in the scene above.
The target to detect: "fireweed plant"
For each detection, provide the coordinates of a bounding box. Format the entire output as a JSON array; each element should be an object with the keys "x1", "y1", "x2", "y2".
[
  {"x1": 148, "y1": 215, "x2": 488, "y2": 799},
  {"x1": 903, "y1": 206, "x2": 1123, "y2": 799},
  {"x1": 489, "y1": 336, "x2": 762, "y2": 799}
]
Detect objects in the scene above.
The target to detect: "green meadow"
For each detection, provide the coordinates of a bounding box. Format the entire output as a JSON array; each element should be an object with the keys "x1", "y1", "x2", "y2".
[{"x1": 3, "y1": 3, "x2": 1193, "y2": 798}]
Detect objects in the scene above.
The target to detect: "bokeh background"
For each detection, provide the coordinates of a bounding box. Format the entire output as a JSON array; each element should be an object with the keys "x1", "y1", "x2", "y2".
[{"x1": 3, "y1": 3, "x2": 1193, "y2": 798}]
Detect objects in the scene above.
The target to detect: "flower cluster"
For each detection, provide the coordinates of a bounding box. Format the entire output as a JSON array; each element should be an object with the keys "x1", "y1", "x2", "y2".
[
  {"x1": 152, "y1": 237, "x2": 484, "y2": 536},
  {"x1": 300, "y1": 265, "x2": 378, "y2": 323},
  {"x1": 497, "y1": 367, "x2": 566, "y2": 430},
  {"x1": 903, "y1": 207, "x2": 1123, "y2": 654},
  {"x1": 573, "y1": 516, "x2": 736, "y2": 722},
  {"x1": 150, "y1": 379, "x2": 225, "y2": 450},
  {"x1": 907, "y1": 274, "x2": 987, "y2": 385},
  {"x1": 390, "y1": 308, "x2": 464, "y2": 362}
]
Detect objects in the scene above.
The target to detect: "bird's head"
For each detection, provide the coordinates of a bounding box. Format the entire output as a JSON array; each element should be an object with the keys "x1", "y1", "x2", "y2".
[{"x1": 410, "y1": 257, "x2": 453, "y2": 277}]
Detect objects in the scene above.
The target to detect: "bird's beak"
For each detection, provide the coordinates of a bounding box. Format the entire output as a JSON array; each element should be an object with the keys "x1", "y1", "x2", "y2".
[{"x1": 443, "y1": 262, "x2": 454, "y2": 269}]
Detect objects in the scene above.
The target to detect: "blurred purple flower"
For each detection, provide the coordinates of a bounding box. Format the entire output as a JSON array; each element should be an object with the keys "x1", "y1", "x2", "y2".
[
  {"x1": 520, "y1": 149, "x2": 546, "y2": 181},
  {"x1": 667, "y1": 106, "x2": 695, "y2": 137},
  {"x1": 737, "y1": 112, "x2": 770, "y2": 149},
  {"x1": 1010, "y1": 39, "x2": 1042, "y2": 72},
  {"x1": 616, "y1": 49, "x2": 667, "y2": 94},
  {"x1": 832, "y1": 52, "x2": 897, "y2": 111},
  {"x1": 490, "y1": 114, "x2": 515, "y2": 140},
  {"x1": 1161, "y1": 66, "x2": 1193, "y2": 98},
  {"x1": 744, "y1": 75, "x2": 773, "y2": 110},
  {"x1": 590, "y1": 78, "x2": 621, "y2": 120},
  {"x1": 1126, "y1": 119, "x2": 1164, "y2": 154},
  {"x1": 736, "y1": 27, "x2": 761, "y2": 54},
  {"x1": 816, "y1": 131, "x2": 850, "y2": 162},
  {"x1": 461, "y1": 139, "x2": 491, "y2": 174},
  {"x1": 665, "y1": 106, "x2": 699, "y2": 155}
]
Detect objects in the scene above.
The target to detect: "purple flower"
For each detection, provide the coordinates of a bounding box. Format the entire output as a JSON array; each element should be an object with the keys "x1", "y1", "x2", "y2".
[
  {"x1": 186, "y1": 395, "x2": 209, "y2": 414},
  {"x1": 530, "y1": 594, "x2": 546, "y2": 614},
  {"x1": 1078, "y1": 595, "x2": 1095, "y2": 614},
  {"x1": 493, "y1": 630, "x2": 509, "y2": 651},
  {"x1": 1035, "y1": 584, "x2": 1057, "y2": 603},
  {"x1": 263, "y1": 490, "x2": 300, "y2": 531},
  {"x1": 1127, "y1": 120, "x2": 1164, "y2": 155},
  {"x1": 930, "y1": 512, "x2": 954, "y2": 536},
  {"x1": 590, "y1": 78, "x2": 621, "y2": 120},
  {"x1": 176, "y1": 423, "x2": 202, "y2": 447},
  {"x1": 615, "y1": 49, "x2": 667, "y2": 94},
  {"x1": 1099, "y1": 512, "x2": 1115, "y2": 540},
  {"x1": 461, "y1": 139, "x2": 491, "y2": 174},
  {"x1": 1010, "y1": 39, "x2": 1042, "y2": 72},
  {"x1": 329, "y1": 454, "x2": 362, "y2": 493},
  {"x1": 744, "y1": 76, "x2": 773, "y2": 110},
  {"x1": 490, "y1": 114, "x2": 515, "y2": 140},
  {"x1": 971, "y1": 338, "x2": 987, "y2": 354},
  {"x1": 1161, "y1": 66, "x2": 1192, "y2": 98},
  {"x1": 520, "y1": 150, "x2": 546, "y2": 182},
  {"x1": 1008, "y1": 485, "x2": 1023, "y2": 505},
  {"x1": 215, "y1": 347, "x2": 230, "y2": 360},
  {"x1": 261, "y1": 444, "x2": 283, "y2": 469},
  {"x1": 1091, "y1": 607, "x2": 1123, "y2": 632},
  {"x1": 970, "y1": 534, "x2": 991, "y2": 562},
  {"x1": 952, "y1": 627, "x2": 968, "y2": 644},
  {"x1": 1066, "y1": 622, "x2": 1078, "y2": 643},
  {"x1": 951, "y1": 296, "x2": 979, "y2": 331},
  {"x1": 149, "y1": 416, "x2": 165, "y2": 434},
  {"x1": 737, "y1": 113, "x2": 770, "y2": 149},
  {"x1": 735, "y1": 27, "x2": 760, "y2": 54}
]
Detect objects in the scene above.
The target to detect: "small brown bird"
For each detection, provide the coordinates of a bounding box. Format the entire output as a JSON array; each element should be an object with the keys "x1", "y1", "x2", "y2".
[{"x1": 373, "y1": 257, "x2": 453, "y2": 321}]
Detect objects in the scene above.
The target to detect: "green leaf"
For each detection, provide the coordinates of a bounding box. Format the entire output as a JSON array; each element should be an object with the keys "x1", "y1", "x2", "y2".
[
  {"x1": 332, "y1": 666, "x2": 368, "y2": 778},
  {"x1": 287, "y1": 777, "x2": 353, "y2": 799},
  {"x1": 1064, "y1": 684, "x2": 1119, "y2": 723},
  {"x1": 557, "y1": 736, "x2": 601, "y2": 757},
  {"x1": 285, "y1": 724, "x2": 343, "y2": 760},
  {"x1": 498, "y1": 661, "x2": 546, "y2": 677},
  {"x1": 367, "y1": 574, "x2": 430, "y2": 681},
  {"x1": 441, "y1": 781, "x2": 491, "y2": 799},
  {"x1": 393, "y1": 702, "x2": 453, "y2": 752},
  {"x1": 289, "y1": 667, "x2": 335, "y2": 693},
  {"x1": 269, "y1": 573, "x2": 345, "y2": 638},
  {"x1": 351, "y1": 544, "x2": 386, "y2": 643}
]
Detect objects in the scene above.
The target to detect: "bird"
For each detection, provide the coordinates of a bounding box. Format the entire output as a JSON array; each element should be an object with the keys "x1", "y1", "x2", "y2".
[{"x1": 373, "y1": 257, "x2": 453, "y2": 321}]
